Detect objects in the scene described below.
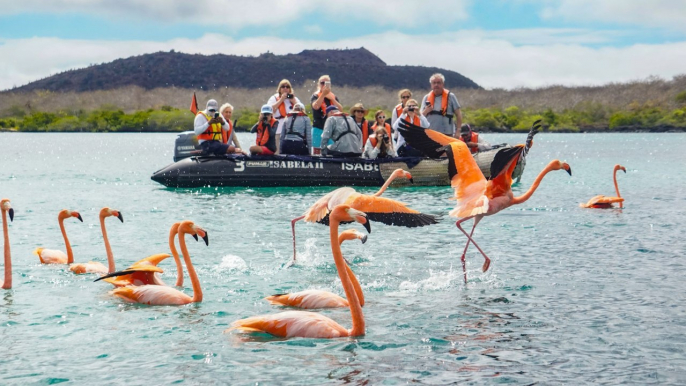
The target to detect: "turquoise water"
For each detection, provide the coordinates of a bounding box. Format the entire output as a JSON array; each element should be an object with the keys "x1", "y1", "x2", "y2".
[{"x1": 1, "y1": 132, "x2": 685, "y2": 385}]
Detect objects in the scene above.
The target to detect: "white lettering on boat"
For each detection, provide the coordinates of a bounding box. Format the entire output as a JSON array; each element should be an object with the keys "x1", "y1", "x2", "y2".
[
  {"x1": 177, "y1": 145, "x2": 196, "y2": 150},
  {"x1": 269, "y1": 161, "x2": 323, "y2": 169},
  {"x1": 246, "y1": 161, "x2": 270, "y2": 167},
  {"x1": 234, "y1": 161, "x2": 245, "y2": 172},
  {"x1": 341, "y1": 163, "x2": 379, "y2": 172}
]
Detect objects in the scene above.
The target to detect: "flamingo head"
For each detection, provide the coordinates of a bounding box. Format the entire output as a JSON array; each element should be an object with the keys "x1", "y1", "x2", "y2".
[
  {"x1": 59, "y1": 209, "x2": 83, "y2": 222},
  {"x1": 614, "y1": 164, "x2": 626, "y2": 174},
  {"x1": 340, "y1": 229, "x2": 368, "y2": 244},
  {"x1": 179, "y1": 220, "x2": 209, "y2": 246},
  {"x1": 0, "y1": 199, "x2": 13, "y2": 222},
  {"x1": 331, "y1": 205, "x2": 372, "y2": 234},
  {"x1": 553, "y1": 160, "x2": 572, "y2": 176},
  {"x1": 100, "y1": 207, "x2": 123, "y2": 223},
  {"x1": 393, "y1": 168, "x2": 414, "y2": 184}
]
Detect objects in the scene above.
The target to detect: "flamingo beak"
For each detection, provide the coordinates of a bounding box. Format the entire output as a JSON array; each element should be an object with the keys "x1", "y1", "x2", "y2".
[
  {"x1": 621, "y1": 167, "x2": 626, "y2": 173},
  {"x1": 565, "y1": 165, "x2": 572, "y2": 176},
  {"x1": 116, "y1": 212, "x2": 124, "y2": 223},
  {"x1": 192, "y1": 234, "x2": 198, "y2": 242},
  {"x1": 360, "y1": 234, "x2": 368, "y2": 244},
  {"x1": 76, "y1": 213, "x2": 83, "y2": 222},
  {"x1": 202, "y1": 232, "x2": 209, "y2": 246},
  {"x1": 8, "y1": 208, "x2": 14, "y2": 222},
  {"x1": 409, "y1": 177, "x2": 414, "y2": 184},
  {"x1": 362, "y1": 219, "x2": 371, "y2": 234}
]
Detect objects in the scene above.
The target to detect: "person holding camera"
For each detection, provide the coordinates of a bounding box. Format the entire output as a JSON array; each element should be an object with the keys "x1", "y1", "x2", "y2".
[
  {"x1": 350, "y1": 103, "x2": 372, "y2": 150},
  {"x1": 249, "y1": 105, "x2": 279, "y2": 155},
  {"x1": 421, "y1": 73, "x2": 462, "y2": 138},
  {"x1": 268, "y1": 79, "x2": 301, "y2": 154},
  {"x1": 320, "y1": 105, "x2": 362, "y2": 158},
  {"x1": 310, "y1": 75, "x2": 343, "y2": 155},
  {"x1": 194, "y1": 99, "x2": 241, "y2": 155},
  {"x1": 280, "y1": 103, "x2": 312, "y2": 156},
  {"x1": 391, "y1": 89, "x2": 412, "y2": 127},
  {"x1": 363, "y1": 125, "x2": 397, "y2": 159},
  {"x1": 392, "y1": 98, "x2": 430, "y2": 157}
]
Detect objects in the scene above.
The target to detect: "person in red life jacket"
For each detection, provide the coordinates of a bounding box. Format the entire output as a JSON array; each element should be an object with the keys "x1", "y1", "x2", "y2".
[
  {"x1": 458, "y1": 124, "x2": 491, "y2": 154},
  {"x1": 392, "y1": 98, "x2": 430, "y2": 157},
  {"x1": 421, "y1": 73, "x2": 462, "y2": 138},
  {"x1": 267, "y1": 79, "x2": 302, "y2": 154},
  {"x1": 363, "y1": 124, "x2": 397, "y2": 159},
  {"x1": 219, "y1": 103, "x2": 245, "y2": 154},
  {"x1": 279, "y1": 103, "x2": 311, "y2": 156},
  {"x1": 248, "y1": 105, "x2": 279, "y2": 155},
  {"x1": 320, "y1": 105, "x2": 362, "y2": 158},
  {"x1": 194, "y1": 99, "x2": 241, "y2": 155},
  {"x1": 391, "y1": 89, "x2": 412, "y2": 127},
  {"x1": 310, "y1": 75, "x2": 343, "y2": 155},
  {"x1": 350, "y1": 103, "x2": 372, "y2": 150}
]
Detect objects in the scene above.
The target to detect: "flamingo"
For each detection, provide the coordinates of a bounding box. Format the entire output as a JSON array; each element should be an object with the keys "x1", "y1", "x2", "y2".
[
  {"x1": 1, "y1": 199, "x2": 14, "y2": 290},
  {"x1": 108, "y1": 220, "x2": 208, "y2": 305},
  {"x1": 580, "y1": 164, "x2": 626, "y2": 209},
  {"x1": 266, "y1": 229, "x2": 367, "y2": 309},
  {"x1": 94, "y1": 222, "x2": 184, "y2": 287},
  {"x1": 291, "y1": 168, "x2": 437, "y2": 262},
  {"x1": 228, "y1": 205, "x2": 370, "y2": 338},
  {"x1": 33, "y1": 209, "x2": 84, "y2": 265},
  {"x1": 398, "y1": 120, "x2": 571, "y2": 282},
  {"x1": 68, "y1": 207, "x2": 123, "y2": 274}
]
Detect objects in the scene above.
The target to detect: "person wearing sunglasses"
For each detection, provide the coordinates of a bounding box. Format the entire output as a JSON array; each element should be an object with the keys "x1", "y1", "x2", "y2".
[
  {"x1": 421, "y1": 73, "x2": 462, "y2": 138},
  {"x1": 363, "y1": 111, "x2": 396, "y2": 159},
  {"x1": 194, "y1": 99, "x2": 241, "y2": 155},
  {"x1": 310, "y1": 75, "x2": 343, "y2": 155},
  {"x1": 268, "y1": 79, "x2": 301, "y2": 154},
  {"x1": 392, "y1": 98, "x2": 430, "y2": 157},
  {"x1": 350, "y1": 103, "x2": 372, "y2": 149},
  {"x1": 391, "y1": 89, "x2": 412, "y2": 127}
]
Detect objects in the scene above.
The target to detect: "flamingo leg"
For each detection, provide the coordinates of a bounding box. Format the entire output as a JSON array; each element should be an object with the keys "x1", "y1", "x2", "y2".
[
  {"x1": 458, "y1": 219, "x2": 478, "y2": 283},
  {"x1": 456, "y1": 217, "x2": 491, "y2": 282},
  {"x1": 290, "y1": 215, "x2": 305, "y2": 266}
]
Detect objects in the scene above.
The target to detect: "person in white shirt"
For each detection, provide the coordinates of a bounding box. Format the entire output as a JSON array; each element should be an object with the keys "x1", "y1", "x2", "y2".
[
  {"x1": 267, "y1": 79, "x2": 301, "y2": 154},
  {"x1": 392, "y1": 98, "x2": 430, "y2": 157},
  {"x1": 363, "y1": 126, "x2": 397, "y2": 159},
  {"x1": 391, "y1": 89, "x2": 412, "y2": 127}
]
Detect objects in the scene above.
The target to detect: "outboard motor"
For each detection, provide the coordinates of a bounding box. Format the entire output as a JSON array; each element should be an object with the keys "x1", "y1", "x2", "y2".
[{"x1": 174, "y1": 131, "x2": 203, "y2": 161}]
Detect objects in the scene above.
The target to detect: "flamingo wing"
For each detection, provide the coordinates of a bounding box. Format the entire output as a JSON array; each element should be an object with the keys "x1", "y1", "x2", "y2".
[
  {"x1": 33, "y1": 248, "x2": 68, "y2": 264},
  {"x1": 266, "y1": 289, "x2": 349, "y2": 309},
  {"x1": 70, "y1": 261, "x2": 108, "y2": 274},
  {"x1": 397, "y1": 119, "x2": 458, "y2": 158},
  {"x1": 342, "y1": 194, "x2": 438, "y2": 227},
  {"x1": 303, "y1": 187, "x2": 356, "y2": 223},
  {"x1": 111, "y1": 285, "x2": 191, "y2": 305},
  {"x1": 444, "y1": 142, "x2": 489, "y2": 218},
  {"x1": 228, "y1": 310, "x2": 348, "y2": 338}
]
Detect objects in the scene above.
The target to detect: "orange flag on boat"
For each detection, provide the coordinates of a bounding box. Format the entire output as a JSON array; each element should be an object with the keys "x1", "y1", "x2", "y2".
[{"x1": 190, "y1": 92, "x2": 198, "y2": 115}]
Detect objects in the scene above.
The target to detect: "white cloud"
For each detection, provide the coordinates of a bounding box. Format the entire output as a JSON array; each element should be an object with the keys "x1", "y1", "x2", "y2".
[
  {"x1": 1, "y1": 30, "x2": 686, "y2": 91},
  {"x1": 540, "y1": 0, "x2": 686, "y2": 31},
  {"x1": 0, "y1": 0, "x2": 469, "y2": 28}
]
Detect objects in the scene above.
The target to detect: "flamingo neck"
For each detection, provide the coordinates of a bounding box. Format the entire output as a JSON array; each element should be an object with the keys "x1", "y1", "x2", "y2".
[
  {"x1": 178, "y1": 230, "x2": 202, "y2": 302},
  {"x1": 511, "y1": 162, "x2": 558, "y2": 206},
  {"x1": 59, "y1": 218, "x2": 74, "y2": 264},
  {"x1": 329, "y1": 219, "x2": 365, "y2": 336},
  {"x1": 373, "y1": 172, "x2": 399, "y2": 197},
  {"x1": 100, "y1": 215, "x2": 115, "y2": 273},
  {"x1": 613, "y1": 169, "x2": 623, "y2": 208},
  {"x1": 169, "y1": 227, "x2": 183, "y2": 287},
  {"x1": 337, "y1": 233, "x2": 365, "y2": 307},
  {"x1": 2, "y1": 210, "x2": 11, "y2": 289}
]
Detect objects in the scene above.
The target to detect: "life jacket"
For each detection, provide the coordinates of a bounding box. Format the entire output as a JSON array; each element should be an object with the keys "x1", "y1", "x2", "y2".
[
  {"x1": 315, "y1": 91, "x2": 337, "y2": 115},
  {"x1": 285, "y1": 112, "x2": 308, "y2": 140},
  {"x1": 255, "y1": 118, "x2": 278, "y2": 146},
  {"x1": 196, "y1": 112, "x2": 224, "y2": 142},
  {"x1": 358, "y1": 120, "x2": 372, "y2": 148},
  {"x1": 369, "y1": 122, "x2": 392, "y2": 147},
  {"x1": 222, "y1": 119, "x2": 233, "y2": 144},
  {"x1": 427, "y1": 89, "x2": 454, "y2": 123},
  {"x1": 394, "y1": 104, "x2": 404, "y2": 121},
  {"x1": 273, "y1": 93, "x2": 288, "y2": 119},
  {"x1": 403, "y1": 114, "x2": 421, "y2": 126},
  {"x1": 458, "y1": 132, "x2": 479, "y2": 154},
  {"x1": 331, "y1": 113, "x2": 357, "y2": 142}
]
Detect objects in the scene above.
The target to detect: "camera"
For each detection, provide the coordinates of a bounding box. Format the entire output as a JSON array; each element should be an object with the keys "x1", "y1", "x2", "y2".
[
  {"x1": 425, "y1": 101, "x2": 431, "y2": 106},
  {"x1": 408, "y1": 106, "x2": 416, "y2": 112},
  {"x1": 214, "y1": 112, "x2": 220, "y2": 118},
  {"x1": 287, "y1": 93, "x2": 294, "y2": 99},
  {"x1": 324, "y1": 81, "x2": 331, "y2": 87},
  {"x1": 383, "y1": 135, "x2": 390, "y2": 143}
]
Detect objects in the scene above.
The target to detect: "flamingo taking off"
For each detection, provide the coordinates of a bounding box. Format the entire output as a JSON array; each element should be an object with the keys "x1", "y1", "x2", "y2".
[
  {"x1": 108, "y1": 220, "x2": 208, "y2": 305},
  {"x1": 33, "y1": 209, "x2": 84, "y2": 265},
  {"x1": 291, "y1": 168, "x2": 437, "y2": 263},
  {"x1": 69, "y1": 207, "x2": 123, "y2": 274},
  {"x1": 229, "y1": 205, "x2": 370, "y2": 338},
  {"x1": 1, "y1": 199, "x2": 14, "y2": 289},
  {"x1": 94, "y1": 222, "x2": 184, "y2": 287},
  {"x1": 398, "y1": 119, "x2": 571, "y2": 282},
  {"x1": 580, "y1": 164, "x2": 626, "y2": 209},
  {"x1": 266, "y1": 229, "x2": 367, "y2": 309}
]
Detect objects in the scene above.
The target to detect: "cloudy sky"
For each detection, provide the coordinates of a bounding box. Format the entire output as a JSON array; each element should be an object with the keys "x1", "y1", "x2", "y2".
[{"x1": 1, "y1": 0, "x2": 685, "y2": 91}]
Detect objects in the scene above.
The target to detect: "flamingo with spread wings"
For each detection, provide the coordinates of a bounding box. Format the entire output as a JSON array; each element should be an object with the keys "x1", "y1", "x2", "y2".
[
  {"x1": 229, "y1": 205, "x2": 370, "y2": 338},
  {"x1": 580, "y1": 164, "x2": 626, "y2": 209},
  {"x1": 1, "y1": 199, "x2": 14, "y2": 290},
  {"x1": 398, "y1": 119, "x2": 571, "y2": 282},
  {"x1": 266, "y1": 229, "x2": 367, "y2": 309},
  {"x1": 291, "y1": 168, "x2": 437, "y2": 263}
]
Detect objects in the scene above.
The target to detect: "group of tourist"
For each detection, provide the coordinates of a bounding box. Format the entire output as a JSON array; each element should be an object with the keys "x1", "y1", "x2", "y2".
[{"x1": 193, "y1": 73, "x2": 491, "y2": 159}]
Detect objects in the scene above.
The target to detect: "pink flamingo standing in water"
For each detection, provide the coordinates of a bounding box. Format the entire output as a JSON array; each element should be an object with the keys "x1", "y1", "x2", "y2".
[
  {"x1": 1, "y1": 199, "x2": 14, "y2": 289},
  {"x1": 580, "y1": 164, "x2": 626, "y2": 208},
  {"x1": 229, "y1": 205, "x2": 370, "y2": 338}
]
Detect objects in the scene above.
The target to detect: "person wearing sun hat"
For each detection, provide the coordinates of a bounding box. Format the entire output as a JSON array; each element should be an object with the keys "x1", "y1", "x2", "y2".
[
  {"x1": 320, "y1": 105, "x2": 362, "y2": 157},
  {"x1": 249, "y1": 104, "x2": 279, "y2": 155}
]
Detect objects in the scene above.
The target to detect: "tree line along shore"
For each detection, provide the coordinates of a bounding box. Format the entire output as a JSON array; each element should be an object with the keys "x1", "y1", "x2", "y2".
[{"x1": 1, "y1": 76, "x2": 685, "y2": 133}]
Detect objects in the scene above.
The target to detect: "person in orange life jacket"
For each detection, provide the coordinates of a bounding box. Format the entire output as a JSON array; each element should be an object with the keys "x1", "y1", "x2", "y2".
[
  {"x1": 219, "y1": 103, "x2": 246, "y2": 154},
  {"x1": 320, "y1": 105, "x2": 362, "y2": 158},
  {"x1": 421, "y1": 73, "x2": 462, "y2": 137},
  {"x1": 194, "y1": 99, "x2": 241, "y2": 155},
  {"x1": 279, "y1": 102, "x2": 312, "y2": 156},
  {"x1": 392, "y1": 98, "x2": 430, "y2": 157},
  {"x1": 371, "y1": 109, "x2": 393, "y2": 141},
  {"x1": 350, "y1": 103, "x2": 372, "y2": 150},
  {"x1": 267, "y1": 79, "x2": 302, "y2": 154},
  {"x1": 249, "y1": 105, "x2": 279, "y2": 155},
  {"x1": 458, "y1": 124, "x2": 491, "y2": 154},
  {"x1": 391, "y1": 89, "x2": 412, "y2": 128},
  {"x1": 310, "y1": 75, "x2": 343, "y2": 155},
  {"x1": 363, "y1": 118, "x2": 397, "y2": 159}
]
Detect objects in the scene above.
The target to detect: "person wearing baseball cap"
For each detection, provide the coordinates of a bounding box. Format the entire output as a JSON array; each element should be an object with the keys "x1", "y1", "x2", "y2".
[
  {"x1": 458, "y1": 123, "x2": 491, "y2": 154},
  {"x1": 194, "y1": 99, "x2": 241, "y2": 155},
  {"x1": 249, "y1": 105, "x2": 279, "y2": 155}
]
